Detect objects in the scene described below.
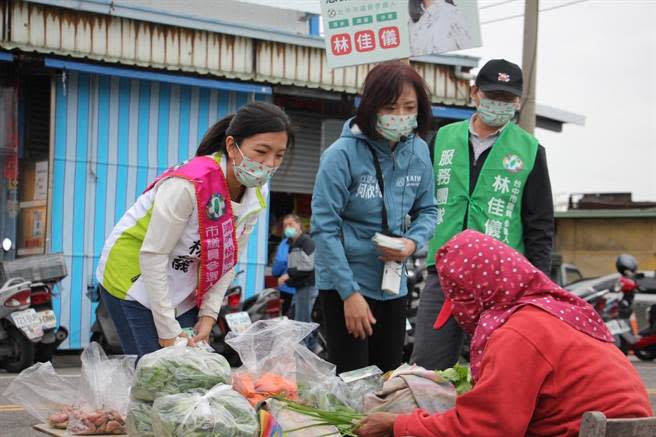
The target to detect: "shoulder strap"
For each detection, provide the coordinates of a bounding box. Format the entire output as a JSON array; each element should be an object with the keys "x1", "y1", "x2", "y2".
[{"x1": 364, "y1": 142, "x2": 389, "y2": 235}]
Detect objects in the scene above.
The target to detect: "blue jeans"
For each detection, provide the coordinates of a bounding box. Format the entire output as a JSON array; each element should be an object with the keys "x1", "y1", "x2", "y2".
[
  {"x1": 99, "y1": 285, "x2": 198, "y2": 359},
  {"x1": 293, "y1": 285, "x2": 319, "y2": 350}
]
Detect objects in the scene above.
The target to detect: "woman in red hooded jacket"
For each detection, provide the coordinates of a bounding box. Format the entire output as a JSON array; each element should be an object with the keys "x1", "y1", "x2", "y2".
[{"x1": 357, "y1": 230, "x2": 652, "y2": 437}]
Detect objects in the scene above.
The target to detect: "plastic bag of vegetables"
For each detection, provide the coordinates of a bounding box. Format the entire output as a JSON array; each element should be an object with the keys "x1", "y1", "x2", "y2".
[
  {"x1": 131, "y1": 340, "x2": 231, "y2": 401},
  {"x1": 2, "y1": 361, "x2": 80, "y2": 427},
  {"x1": 3, "y1": 343, "x2": 134, "y2": 435},
  {"x1": 227, "y1": 319, "x2": 362, "y2": 412},
  {"x1": 225, "y1": 319, "x2": 318, "y2": 383},
  {"x1": 127, "y1": 400, "x2": 154, "y2": 437},
  {"x1": 151, "y1": 384, "x2": 259, "y2": 437}
]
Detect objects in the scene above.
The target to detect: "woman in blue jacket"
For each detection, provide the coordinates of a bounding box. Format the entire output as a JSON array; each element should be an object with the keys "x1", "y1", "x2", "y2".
[
  {"x1": 272, "y1": 236, "x2": 295, "y2": 316},
  {"x1": 311, "y1": 62, "x2": 437, "y2": 373}
]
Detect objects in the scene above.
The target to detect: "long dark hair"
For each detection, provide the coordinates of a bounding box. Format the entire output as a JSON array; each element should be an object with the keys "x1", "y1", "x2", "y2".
[
  {"x1": 196, "y1": 101, "x2": 295, "y2": 156},
  {"x1": 355, "y1": 61, "x2": 433, "y2": 140},
  {"x1": 409, "y1": 0, "x2": 456, "y2": 23}
]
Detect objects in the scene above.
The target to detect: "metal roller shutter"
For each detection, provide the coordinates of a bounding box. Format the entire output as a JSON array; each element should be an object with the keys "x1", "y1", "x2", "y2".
[{"x1": 270, "y1": 110, "x2": 322, "y2": 194}]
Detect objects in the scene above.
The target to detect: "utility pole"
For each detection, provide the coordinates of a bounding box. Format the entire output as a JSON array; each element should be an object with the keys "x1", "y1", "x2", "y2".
[{"x1": 519, "y1": 0, "x2": 538, "y2": 133}]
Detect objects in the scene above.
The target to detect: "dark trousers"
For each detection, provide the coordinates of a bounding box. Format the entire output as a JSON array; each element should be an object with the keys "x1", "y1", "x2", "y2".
[
  {"x1": 410, "y1": 267, "x2": 465, "y2": 370},
  {"x1": 280, "y1": 291, "x2": 294, "y2": 317},
  {"x1": 320, "y1": 290, "x2": 407, "y2": 374}
]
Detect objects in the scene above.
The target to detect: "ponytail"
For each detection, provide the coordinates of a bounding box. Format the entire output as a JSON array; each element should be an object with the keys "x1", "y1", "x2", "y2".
[
  {"x1": 195, "y1": 114, "x2": 234, "y2": 157},
  {"x1": 195, "y1": 102, "x2": 295, "y2": 157}
]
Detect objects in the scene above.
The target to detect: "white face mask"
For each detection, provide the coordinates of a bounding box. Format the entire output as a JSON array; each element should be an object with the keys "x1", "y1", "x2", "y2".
[{"x1": 376, "y1": 113, "x2": 418, "y2": 142}]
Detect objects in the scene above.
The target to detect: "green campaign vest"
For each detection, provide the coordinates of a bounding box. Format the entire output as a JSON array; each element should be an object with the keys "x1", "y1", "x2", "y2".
[{"x1": 426, "y1": 120, "x2": 539, "y2": 267}]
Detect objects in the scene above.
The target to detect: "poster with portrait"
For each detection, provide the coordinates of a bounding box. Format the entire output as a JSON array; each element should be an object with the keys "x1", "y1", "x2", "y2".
[
  {"x1": 320, "y1": 0, "x2": 482, "y2": 69},
  {"x1": 407, "y1": 0, "x2": 482, "y2": 57},
  {"x1": 321, "y1": 0, "x2": 412, "y2": 69}
]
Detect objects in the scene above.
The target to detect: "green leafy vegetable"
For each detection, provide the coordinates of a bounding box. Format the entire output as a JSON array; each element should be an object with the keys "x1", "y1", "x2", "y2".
[
  {"x1": 126, "y1": 400, "x2": 154, "y2": 437},
  {"x1": 435, "y1": 364, "x2": 473, "y2": 395},
  {"x1": 131, "y1": 345, "x2": 231, "y2": 401},
  {"x1": 151, "y1": 385, "x2": 259, "y2": 437},
  {"x1": 274, "y1": 396, "x2": 364, "y2": 437}
]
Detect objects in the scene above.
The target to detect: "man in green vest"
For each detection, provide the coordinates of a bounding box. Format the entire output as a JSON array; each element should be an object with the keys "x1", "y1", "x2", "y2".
[{"x1": 411, "y1": 59, "x2": 554, "y2": 370}]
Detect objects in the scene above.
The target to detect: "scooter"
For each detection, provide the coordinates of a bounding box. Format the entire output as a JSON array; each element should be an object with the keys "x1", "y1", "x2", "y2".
[
  {"x1": 579, "y1": 254, "x2": 640, "y2": 354},
  {"x1": 209, "y1": 282, "x2": 244, "y2": 366},
  {"x1": 0, "y1": 278, "x2": 39, "y2": 371},
  {"x1": 0, "y1": 240, "x2": 69, "y2": 371},
  {"x1": 0, "y1": 241, "x2": 68, "y2": 371},
  {"x1": 241, "y1": 287, "x2": 283, "y2": 322},
  {"x1": 403, "y1": 247, "x2": 427, "y2": 362},
  {"x1": 29, "y1": 281, "x2": 69, "y2": 363},
  {"x1": 87, "y1": 284, "x2": 123, "y2": 355},
  {"x1": 629, "y1": 303, "x2": 656, "y2": 361}
]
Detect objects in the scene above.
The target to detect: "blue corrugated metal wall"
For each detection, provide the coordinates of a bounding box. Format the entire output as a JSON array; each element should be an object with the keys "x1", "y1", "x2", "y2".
[{"x1": 51, "y1": 71, "x2": 270, "y2": 349}]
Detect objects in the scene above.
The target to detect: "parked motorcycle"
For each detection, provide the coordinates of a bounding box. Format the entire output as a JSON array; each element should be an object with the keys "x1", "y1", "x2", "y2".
[
  {"x1": 241, "y1": 287, "x2": 283, "y2": 321},
  {"x1": 0, "y1": 242, "x2": 69, "y2": 372},
  {"x1": 209, "y1": 280, "x2": 245, "y2": 366},
  {"x1": 87, "y1": 285, "x2": 123, "y2": 355},
  {"x1": 629, "y1": 303, "x2": 656, "y2": 361},
  {"x1": 403, "y1": 247, "x2": 427, "y2": 362},
  {"x1": 576, "y1": 254, "x2": 640, "y2": 354},
  {"x1": 29, "y1": 281, "x2": 69, "y2": 363}
]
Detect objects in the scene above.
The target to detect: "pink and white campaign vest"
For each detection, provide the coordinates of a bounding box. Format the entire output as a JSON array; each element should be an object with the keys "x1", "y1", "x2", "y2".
[{"x1": 144, "y1": 156, "x2": 238, "y2": 306}]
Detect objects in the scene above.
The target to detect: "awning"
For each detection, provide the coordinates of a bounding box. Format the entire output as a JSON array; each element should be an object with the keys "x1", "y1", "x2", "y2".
[{"x1": 44, "y1": 58, "x2": 271, "y2": 95}]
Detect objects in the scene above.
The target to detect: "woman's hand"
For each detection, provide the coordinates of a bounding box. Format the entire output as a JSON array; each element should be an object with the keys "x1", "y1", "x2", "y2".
[
  {"x1": 377, "y1": 238, "x2": 416, "y2": 262},
  {"x1": 277, "y1": 274, "x2": 290, "y2": 287},
  {"x1": 190, "y1": 316, "x2": 216, "y2": 346},
  {"x1": 344, "y1": 293, "x2": 376, "y2": 340},
  {"x1": 356, "y1": 412, "x2": 398, "y2": 437},
  {"x1": 158, "y1": 331, "x2": 189, "y2": 348}
]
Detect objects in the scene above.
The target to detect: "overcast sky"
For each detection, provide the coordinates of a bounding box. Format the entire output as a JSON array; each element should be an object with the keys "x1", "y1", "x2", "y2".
[{"x1": 238, "y1": 0, "x2": 656, "y2": 205}]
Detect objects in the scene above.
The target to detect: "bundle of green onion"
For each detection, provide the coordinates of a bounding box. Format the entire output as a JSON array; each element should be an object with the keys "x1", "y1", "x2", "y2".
[{"x1": 273, "y1": 396, "x2": 364, "y2": 436}]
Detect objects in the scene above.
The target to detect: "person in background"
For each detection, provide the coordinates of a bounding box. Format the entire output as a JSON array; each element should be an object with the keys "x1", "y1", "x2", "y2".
[
  {"x1": 279, "y1": 213, "x2": 318, "y2": 350},
  {"x1": 412, "y1": 59, "x2": 555, "y2": 371},
  {"x1": 96, "y1": 102, "x2": 294, "y2": 359},
  {"x1": 272, "y1": 231, "x2": 295, "y2": 317},
  {"x1": 311, "y1": 61, "x2": 437, "y2": 373},
  {"x1": 357, "y1": 230, "x2": 652, "y2": 437}
]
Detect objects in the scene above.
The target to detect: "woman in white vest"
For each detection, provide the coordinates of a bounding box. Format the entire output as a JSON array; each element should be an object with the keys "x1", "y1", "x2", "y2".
[{"x1": 96, "y1": 102, "x2": 294, "y2": 358}]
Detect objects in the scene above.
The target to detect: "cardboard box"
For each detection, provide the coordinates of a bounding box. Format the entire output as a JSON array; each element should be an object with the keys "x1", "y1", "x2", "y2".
[
  {"x1": 17, "y1": 205, "x2": 46, "y2": 255},
  {"x1": 19, "y1": 160, "x2": 48, "y2": 203}
]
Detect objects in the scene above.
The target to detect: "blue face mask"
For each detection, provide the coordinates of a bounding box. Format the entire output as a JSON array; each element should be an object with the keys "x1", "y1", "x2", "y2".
[{"x1": 283, "y1": 226, "x2": 298, "y2": 239}]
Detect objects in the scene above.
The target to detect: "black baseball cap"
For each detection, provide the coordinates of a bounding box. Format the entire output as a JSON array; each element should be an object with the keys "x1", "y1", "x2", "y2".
[{"x1": 475, "y1": 59, "x2": 523, "y2": 97}]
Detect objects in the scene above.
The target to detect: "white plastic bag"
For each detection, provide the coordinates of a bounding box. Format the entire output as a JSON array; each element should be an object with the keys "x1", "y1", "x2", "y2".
[
  {"x1": 151, "y1": 384, "x2": 259, "y2": 437},
  {"x1": 127, "y1": 400, "x2": 154, "y2": 437},
  {"x1": 3, "y1": 342, "x2": 134, "y2": 434},
  {"x1": 227, "y1": 318, "x2": 359, "y2": 411},
  {"x1": 2, "y1": 361, "x2": 80, "y2": 427},
  {"x1": 80, "y1": 342, "x2": 135, "y2": 414},
  {"x1": 131, "y1": 340, "x2": 231, "y2": 401},
  {"x1": 225, "y1": 318, "x2": 318, "y2": 380}
]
